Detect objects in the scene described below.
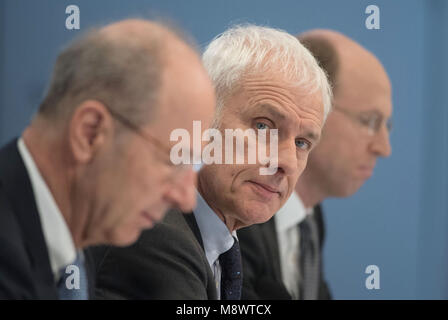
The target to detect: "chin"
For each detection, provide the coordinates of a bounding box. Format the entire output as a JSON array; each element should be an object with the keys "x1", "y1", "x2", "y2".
[
  {"x1": 105, "y1": 227, "x2": 141, "y2": 247},
  {"x1": 240, "y1": 202, "x2": 277, "y2": 226},
  {"x1": 334, "y1": 183, "x2": 363, "y2": 198}
]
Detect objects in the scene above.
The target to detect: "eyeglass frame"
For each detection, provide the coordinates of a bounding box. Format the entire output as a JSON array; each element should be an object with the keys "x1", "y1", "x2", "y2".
[
  {"x1": 99, "y1": 101, "x2": 194, "y2": 175},
  {"x1": 333, "y1": 106, "x2": 392, "y2": 136}
]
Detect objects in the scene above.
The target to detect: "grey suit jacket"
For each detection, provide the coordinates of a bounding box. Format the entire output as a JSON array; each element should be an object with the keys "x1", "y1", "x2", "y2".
[{"x1": 90, "y1": 209, "x2": 217, "y2": 300}]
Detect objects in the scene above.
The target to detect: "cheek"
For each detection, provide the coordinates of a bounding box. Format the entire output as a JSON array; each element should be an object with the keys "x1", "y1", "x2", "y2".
[
  {"x1": 111, "y1": 163, "x2": 164, "y2": 220},
  {"x1": 210, "y1": 166, "x2": 257, "y2": 206},
  {"x1": 311, "y1": 136, "x2": 348, "y2": 171},
  {"x1": 207, "y1": 164, "x2": 241, "y2": 192},
  {"x1": 296, "y1": 155, "x2": 309, "y2": 177},
  {"x1": 336, "y1": 141, "x2": 365, "y2": 172}
]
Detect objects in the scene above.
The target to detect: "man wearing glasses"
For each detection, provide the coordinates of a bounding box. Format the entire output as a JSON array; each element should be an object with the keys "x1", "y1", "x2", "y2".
[
  {"x1": 0, "y1": 19, "x2": 215, "y2": 299},
  {"x1": 239, "y1": 29, "x2": 392, "y2": 300}
]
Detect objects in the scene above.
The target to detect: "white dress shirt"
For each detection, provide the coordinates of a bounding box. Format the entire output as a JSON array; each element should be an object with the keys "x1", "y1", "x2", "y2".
[
  {"x1": 18, "y1": 138, "x2": 77, "y2": 282},
  {"x1": 193, "y1": 190, "x2": 237, "y2": 299},
  {"x1": 275, "y1": 192, "x2": 312, "y2": 299}
]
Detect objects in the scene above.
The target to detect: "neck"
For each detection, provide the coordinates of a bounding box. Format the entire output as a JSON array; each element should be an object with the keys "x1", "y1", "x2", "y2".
[
  {"x1": 22, "y1": 121, "x2": 84, "y2": 249},
  {"x1": 295, "y1": 171, "x2": 327, "y2": 209},
  {"x1": 197, "y1": 172, "x2": 237, "y2": 232}
]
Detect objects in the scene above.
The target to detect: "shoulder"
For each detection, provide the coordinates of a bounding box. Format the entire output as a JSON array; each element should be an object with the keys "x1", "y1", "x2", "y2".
[
  {"x1": 92, "y1": 210, "x2": 215, "y2": 299},
  {"x1": 134, "y1": 210, "x2": 205, "y2": 259},
  {"x1": 0, "y1": 185, "x2": 36, "y2": 299}
]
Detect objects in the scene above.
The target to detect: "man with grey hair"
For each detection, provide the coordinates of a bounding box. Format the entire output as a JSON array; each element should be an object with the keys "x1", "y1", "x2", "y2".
[
  {"x1": 93, "y1": 24, "x2": 331, "y2": 300},
  {"x1": 0, "y1": 19, "x2": 215, "y2": 299},
  {"x1": 239, "y1": 29, "x2": 392, "y2": 300}
]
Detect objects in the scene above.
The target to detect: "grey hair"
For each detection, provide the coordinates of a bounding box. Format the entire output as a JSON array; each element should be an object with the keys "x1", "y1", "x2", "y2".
[
  {"x1": 38, "y1": 26, "x2": 163, "y2": 126},
  {"x1": 202, "y1": 24, "x2": 332, "y2": 127}
]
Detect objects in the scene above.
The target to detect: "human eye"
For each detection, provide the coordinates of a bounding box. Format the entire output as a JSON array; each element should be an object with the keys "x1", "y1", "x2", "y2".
[
  {"x1": 359, "y1": 114, "x2": 373, "y2": 127},
  {"x1": 386, "y1": 118, "x2": 393, "y2": 132},
  {"x1": 360, "y1": 112, "x2": 382, "y2": 128},
  {"x1": 254, "y1": 118, "x2": 274, "y2": 131},
  {"x1": 295, "y1": 138, "x2": 311, "y2": 151}
]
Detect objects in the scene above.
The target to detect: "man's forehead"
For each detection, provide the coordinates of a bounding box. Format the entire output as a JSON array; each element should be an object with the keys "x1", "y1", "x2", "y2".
[
  {"x1": 246, "y1": 103, "x2": 286, "y2": 120},
  {"x1": 335, "y1": 95, "x2": 392, "y2": 118},
  {"x1": 334, "y1": 80, "x2": 392, "y2": 116},
  {"x1": 336, "y1": 60, "x2": 391, "y2": 101},
  {"x1": 243, "y1": 102, "x2": 322, "y2": 142}
]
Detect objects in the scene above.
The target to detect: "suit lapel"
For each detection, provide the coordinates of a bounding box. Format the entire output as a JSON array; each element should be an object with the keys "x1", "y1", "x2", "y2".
[
  {"x1": 183, "y1": 212, "x2": 205, "y2": 250},
  {"x1": 0, "y1": 139, "x2": 57, "y2": 299},
  {"x1": 260, "y1": 217, "x2": 283, "y2": 282},
  {"x1": 181, "y1": 211, "x2": 218, "y2": 299},
  {"x1": 313, "y1": 204, "x2": 325, "y2": 249}
]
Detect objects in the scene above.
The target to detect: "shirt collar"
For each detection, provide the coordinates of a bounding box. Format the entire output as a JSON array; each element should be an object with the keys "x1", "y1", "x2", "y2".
[
  {"x1": 193, "y1": 190, "x2": 236, "y2": 268},
  {"x1": 275, "y1": 191, "x2": 309, "y2": 232},
  {"x1": 17, "y1": 138, "x2": 77, "y2": 281}
]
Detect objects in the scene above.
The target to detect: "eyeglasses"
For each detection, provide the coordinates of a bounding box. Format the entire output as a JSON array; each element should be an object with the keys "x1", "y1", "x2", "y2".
[
  {"x1": 102, "y1": 103, "x2": 194, "y2": 176},
  {"x1": 334, "y1": 106, "x2": 392, "y2": 136}
]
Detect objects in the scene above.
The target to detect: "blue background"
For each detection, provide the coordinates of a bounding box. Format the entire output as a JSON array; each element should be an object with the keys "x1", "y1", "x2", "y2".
[{"x1": 0, "y1": 0, "x2": 447, "y2": 299}]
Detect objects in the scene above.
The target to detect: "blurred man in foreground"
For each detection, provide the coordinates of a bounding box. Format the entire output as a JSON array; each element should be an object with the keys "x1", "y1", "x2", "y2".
[{"x1": 0, "y1": 19, "x2": 215, "y2": 299}]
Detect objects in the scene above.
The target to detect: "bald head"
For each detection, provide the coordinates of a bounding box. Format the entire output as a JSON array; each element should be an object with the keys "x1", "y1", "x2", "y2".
[
  {"x1": 99, "y1": 19, "x2": 190, "y2": 55},
  {"x1": 100, "y1": 19, "x2": 167, "y2": 38},
  {"x1": 24, "y1": 18, "x2": 215, "y2": 247},
  {"x1": 38, "y1": 18, "x2": 199, "y2": 127},
  {"x1": 296, "y1": 29, "x2": 392, "y2": 205},
  {"x1": 299, "y1": 29, "x2": 390, "y2": 96}
]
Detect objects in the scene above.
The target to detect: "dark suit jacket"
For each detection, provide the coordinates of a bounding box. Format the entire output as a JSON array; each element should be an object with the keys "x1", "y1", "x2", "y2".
[
  {"x1": 238, "y1": 204, "x2": 331, "y2": 300},
  {"x1": 90, "y1": 209, "x2": 217, "y2": 299},
  {"x1": 0, "y1": 139, "x2": 95, "y2": 299}
]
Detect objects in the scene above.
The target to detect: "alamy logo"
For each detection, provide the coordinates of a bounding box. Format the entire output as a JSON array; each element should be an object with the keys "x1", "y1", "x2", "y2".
[
  {"x1": 65, "y1": 5, "x2": 80, "y2": 30},
  {"x1": 365, "y1": 5, "x2": 380, "y2": 30},
  {"x1": 64, "y1": 264, "x2": 80, "y2": 290},
  {"x1": 365, "y1": 265, "x2": 380, "y2": 290},
  {"x1": 170, "y1": 121, "x2": 279, "y2": 175}
]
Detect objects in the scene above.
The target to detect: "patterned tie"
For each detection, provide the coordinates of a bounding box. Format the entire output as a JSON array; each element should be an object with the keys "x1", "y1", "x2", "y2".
[
  {"x1": 298, "y1": 214, "x2": 320, "y2": 300},
  {"x1": 219, "y1": 238, "x2": 243, "y2": 300},
  {"x1": 57, "y1": 253, "x2": 89, "y2": 300}
]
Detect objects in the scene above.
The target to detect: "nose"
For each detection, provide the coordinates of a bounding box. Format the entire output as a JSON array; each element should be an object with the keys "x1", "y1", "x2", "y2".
[
  {"x1": 370, "y1": 125, "x2": 392, "y2": 157},
  {"x1": 274, "y1": 139, "x2": 299, "y2": 177},
  {"x1": 163, "y1": 169, "x2": 197, "y2": 213}
]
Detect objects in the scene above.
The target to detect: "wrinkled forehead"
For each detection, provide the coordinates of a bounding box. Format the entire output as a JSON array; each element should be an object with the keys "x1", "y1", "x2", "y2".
[
  {"x1": 233, "y1": 79, "x2": 324, "y2": 139},
  {"x1": 244, "y1": 73, "x2": 324, "y2": 114}
]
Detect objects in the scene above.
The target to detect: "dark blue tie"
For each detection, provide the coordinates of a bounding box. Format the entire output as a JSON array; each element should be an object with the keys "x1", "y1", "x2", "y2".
[
  {"x1": 219, "y1": 238, "x2": 242, "y2": 300},
  {"x1": 298, "y1": 214, "x2": 320, "y2": 300},
  {"x1": 57, "y1": 253, "x2": 89, "y2": 300}
]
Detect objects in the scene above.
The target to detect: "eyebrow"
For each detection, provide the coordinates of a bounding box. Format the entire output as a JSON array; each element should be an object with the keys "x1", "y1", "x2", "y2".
[
  {"x1": 250, "y1": 103, "x2": 321, "y2": 143},
  {"x1": 250, "y1": 103, "x2": 287, "y2": 121},
  {"x1": 302, "y1": 126, "x2": 321, "y2": 143},
  {"x1": 361, "y1": 108, "x2": 392, "y2": 119}
]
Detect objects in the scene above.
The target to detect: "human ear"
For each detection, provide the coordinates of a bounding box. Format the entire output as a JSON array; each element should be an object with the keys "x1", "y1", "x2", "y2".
[{"x1": 69, "y1": 100, "x2": 114, "y2": 163}]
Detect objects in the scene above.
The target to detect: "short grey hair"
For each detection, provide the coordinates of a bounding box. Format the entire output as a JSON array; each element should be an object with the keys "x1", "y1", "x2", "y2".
[
  {"x1": 202, "y1": 24, "x2": 332, "y2": 126},
  {"x1": 38, "y1": 27, "x2": 163, "y2": 126}
]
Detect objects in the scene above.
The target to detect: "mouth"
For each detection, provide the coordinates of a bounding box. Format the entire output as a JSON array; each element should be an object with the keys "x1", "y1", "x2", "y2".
[
  {"x1": 141, "y1": 210, "x2": 157, "y2": 228},
  {"x1": 358, "y1": 165, "x2": 375, "y2": 178},
  {"x1": 247, "y1": 180, "x2": 281, "y2": 200}
]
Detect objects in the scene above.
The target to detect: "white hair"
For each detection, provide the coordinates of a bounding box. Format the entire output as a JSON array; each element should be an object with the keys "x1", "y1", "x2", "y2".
[{"x1": 202, "y1": 24, "x2": 332, "y2": 126}]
